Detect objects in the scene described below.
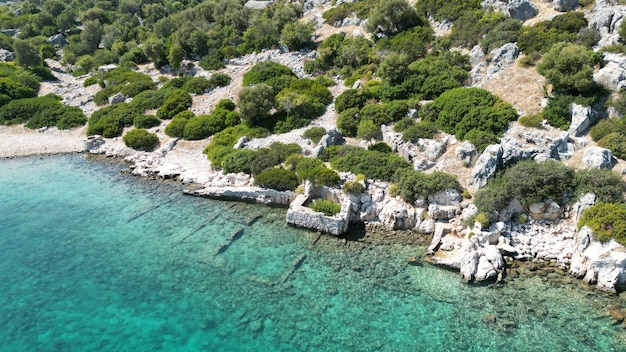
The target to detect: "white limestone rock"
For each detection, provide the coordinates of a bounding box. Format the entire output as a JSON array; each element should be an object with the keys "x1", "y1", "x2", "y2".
[{"x1": 582, "y1": 147, "x2": 616, "y2": 169}]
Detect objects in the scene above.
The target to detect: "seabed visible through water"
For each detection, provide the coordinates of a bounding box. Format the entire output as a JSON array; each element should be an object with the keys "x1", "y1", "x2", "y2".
[{"x1": 0, "y1": 154, "x2": 625, "y2": 351}]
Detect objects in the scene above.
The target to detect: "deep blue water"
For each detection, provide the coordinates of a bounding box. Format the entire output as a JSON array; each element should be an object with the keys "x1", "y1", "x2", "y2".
[{"x1": 1, "y1": 155, "x2": 625, "y2": 351}]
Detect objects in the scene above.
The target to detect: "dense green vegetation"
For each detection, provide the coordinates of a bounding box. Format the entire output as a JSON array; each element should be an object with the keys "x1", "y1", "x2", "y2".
[
  {"x1": 254, "y1": 168, "x2": 298, "y2": 191},
  {"x1": 475, "y1": 160, "x2": 626, "y2": 222},
  {"x1": 321, "y1": 145, "x2": 411, "y2": 181},
  {"x1": 579, "y1": 203, "x2": 626, "y2": 246},
  {"x1": 309, "y1": 199, "x2": 341, "y2": 216},
  {"x1": 0, "y1": 94, "x2": 86, "y2": 129},
  {"x1": 392, "y1": 168, "x2": 461, "y2": 204},
  {"x1": 123, "y1": 128, "x2": 159, "y2": 151},
  {"x1": 302, "y1": 127, "x2": 326, "y2": 144},
  {"x1": 421, "y1": 88, "x2": 518, "y2": 151},
  {"x1": 90, "y1": 67, "x2": 155, "y2": 106}
]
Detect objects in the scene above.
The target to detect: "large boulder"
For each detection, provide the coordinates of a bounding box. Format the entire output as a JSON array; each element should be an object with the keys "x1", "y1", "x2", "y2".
[
  {"x1": 582, "y1": 147, "x2": 616, "y2": 169},
  {"x1": 0, "y1": 49, "x2": 13, "y2": 62},
  {"x1": 553, "y1": 0, "x2": 578, "y2": 12},
  {"x1": 569, "y1": 103, "x2": 602, "y2": 137},
  {"x1": 456, "y1": 141, "x2": 477, "y2": 165},
  {"x1": 469, "y1": 144, "x2": 503, "y2": 189},
  {"x1": 378, "y1": 198, "x2": 418, "y2": 230},
  {"x1": 481, "y1": 0, "x2": 538, "y2": 21},
  {"x1": 588, "y1": 2, "x2": 626, "y2": 47},
  {"x1": 594, "y1": 53, "x2": 626, "y2": 92}
]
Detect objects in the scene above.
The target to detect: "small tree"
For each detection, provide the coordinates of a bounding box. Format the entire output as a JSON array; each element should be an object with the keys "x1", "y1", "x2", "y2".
[
  {"x1": 357, "y1": 120, "x2": 380, "y2": 143},
  {"x1": 367, "y1": 0, "x2": 420, "y2": 37},
  {"x1": 537, "y1": 42, "x2": 598, "y2": 94},
  {"x1": 238, "y1": 83, "x2": 275, "y2": 127},
  {"x1": 13, "y1": 39, "x2": 42, "y2": 68}
]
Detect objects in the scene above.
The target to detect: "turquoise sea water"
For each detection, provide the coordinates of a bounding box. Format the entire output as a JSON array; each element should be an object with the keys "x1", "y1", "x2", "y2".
[{"x1": 1, "y1": 155, "x2": 626, "y2": 351}]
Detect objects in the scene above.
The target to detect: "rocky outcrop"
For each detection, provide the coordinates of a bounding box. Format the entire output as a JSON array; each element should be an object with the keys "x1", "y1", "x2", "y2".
[
  {"x1": 570, "y1": 226, "x2": 626, "y2": 293},
  {"x1": 589, "y1": 1, "x2": 626, "y2": 47},
  {"x1": 108, "y1": 92, "x2": 127, "y2": 105},
  {"x1": 313, "y1": 128, "x2": 343, "y2": 156},
  {"x1": 528, "y1": 200, "x2": 563, "y2": 221},
  {"x1": 569, "y1": 103, "x2": 604, "y2": 137},
  {"x1": 0, "y1": 49, "x2": 14, "y2": 62},
  {"x1": 469, "y1": 130, "x2": 574, "y2": 189},
  {"x1": 456, "y1": 141, "x2": 477, "y2": 165},
  {"x1": 382, "y1": 125, "x2": 450, "y2": 171},
  {"x1": 552, "y1": 0, "x2": 578, "y2": 12},
  {"x1": 48, "y1": 34, "x2": 68, "y2": 47},
  {"x1": 582, "y1": 147, "x2": 616, "y2": 169},
  {"x1": 481, "y1": 0, "x2": 538, "y2": 21},
  {"x1": 470, "y1": 43, "x2": 519, "y2": 87},
  {"x1": 244, "y1": 1, "x2": 274, "y2": 10},
  {"x1": 594, "y1": 53, "x2": 626, "y2": 92}
]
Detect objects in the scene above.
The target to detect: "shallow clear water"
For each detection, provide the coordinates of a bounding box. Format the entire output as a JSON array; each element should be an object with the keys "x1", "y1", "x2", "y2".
[{"x1": 1, "y1": 155, "x2": 625, "y2": 351}]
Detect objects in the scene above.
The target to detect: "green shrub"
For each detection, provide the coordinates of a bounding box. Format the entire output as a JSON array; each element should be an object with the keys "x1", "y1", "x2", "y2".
[
  {"x1": 222, "y1": 149, "x2": 256, "y2": 174},
  {"x1": 337, "y1": 108, "x2": 361, "y2": 137},
  {"x1": 208, "y1": 73, "x2": 232, "y2": 88},
  {"x1": 578, "y1": 203, "x2": 626, "y2": 245},
  {"x1": 215, "y1": 98, "x2": 236, "y2": 111},
  {"x1": 309, "y1": 199, "x2": 341, "y2": 216},
  {"x1": 156, "y1": 89, "x2": 193, "y2": 120},
  {"x1": 204, "y1": 125, "x2": 270, "y2": 167},
  {"x1": 182, "y1": 110, "x2": 234, "y2": 141},
  {"x1": 474, "y1": 159, "x2": 575, "y2": 215},
  {"x1": 300, "y1": 127, "x2": 325, "y2": 144},
  {"x1": 368, "y1": 142, "x2": 393, "y2": 153},
  {"x1": 268, "y1": 142, "x2": 303, "y2": 162},
  {"x1": 243, "y1": 61, "x2": 296, "y2": 87},
  {"x1": 421, "y1": 87, "x2": 517, "y2": 151},
  {"x1": 296, "y1": 157, "x2": 326, "y2": 181},
  {"x1": 537, "y1": 42, "x2": 599, "y2": 94},
  {"x1": 123, "y1": 128, "x2": 159, "y2": 151},
  {"x1": 475, "y1": 212, "x2": 490, "y2": 228},
  {"x1": 590, "y1": 118, "x2": 626, "y2": 142},
  {"x1": 90, "y1": 67, "x2": 155, "y2": 106},
  {"x1": 314, "y1": 168, "x2": 340, "y2": 187},
  {"x1": 133, "y1": 115, "x2": 161, "y2": 129},
  {"x1": 416, "y1": 0, "x2": 482, "y2": 22},
  {"x1": 598, "y1": 132, "x2": 626, "y2": 160},
  {"x1": 164, "y1": 113, "x2": 191, "y2": 138},
  {"x1": 87, "y1": 103, "x2": 141, "y2": 137},
  {"x1": 518, "y1": 114, "x2": 544, "y2": 129},
  {"x1": 181, "y1": 76, "x2": 212, "y2": 94},
  {"x1": 393, "y1": 117, "x2": 416, "y2": 132},
  {"x1": 130, "y1": 90, "x2": 167, "y2": 112},
  {"x1": 402, "y1": 121, "x2": 439, "y2": 142},
  {"x1": 334, "y1": 89, "x2": 366, "y2": 113},
  {"x1": 392, "y1": 168, "x2": 461, "y2": 203},
  {"x1": 0, "y1": 95, "x2": 86, "y2": 129},
  {"x1": 343, "y1": 181, "x2": 365, "y2": 194},
  {"x1": 574, "y1": 168, "x2": 625, "y2": 204},
  {"x1": 328, "y1": 145, "x2": 411, "y2": 181},
  {"x1": 388, "y1": 183, "x2": 400, "y2": 197},
  {"x1": 254, "y1": 168, "x2": 299, "y2": 191}
]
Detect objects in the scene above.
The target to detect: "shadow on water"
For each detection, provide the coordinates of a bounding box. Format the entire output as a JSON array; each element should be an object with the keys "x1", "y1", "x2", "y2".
[{"x1": 340, "y1": 222, "x2": 367, "y2": 241}]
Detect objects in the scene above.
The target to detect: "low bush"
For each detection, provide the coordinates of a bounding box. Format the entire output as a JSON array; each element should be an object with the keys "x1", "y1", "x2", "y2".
[
  {"x1": 156, "y1": 89, "x2": 192, "y2": 120},
  {"x1": 222, "y1": 149, "x2": 256, "y2": 174},
  {"x1": 392, "y1": 168, "x2": 461, "y2": 204},
  {"x1": 215, "y1": 98, "x2": 236, "y2": 111},
  {"x1": 133, "y1": 115, "x2": 161, "y2": 129},
  {"x1": 254, "y1": 168, "x2": 299, "y2": 191},
  {"x1": 87, "y1": 103, "x2": 140, "y2": 137},
  {"x1": 368, "y1": 142, "x2": 393, "y2": 154},
  {"x1": 123, "y1": 128, "x2": 159, "y2": 151},
  {"x1": 578, "y1": 203, "x2": 626, "y2": 245},
  {"x1": 343, "y1": 181, "x2": 365, "y2": 194},
  {"x1": 309, "y1": 199, "x2": 341, "y2": 216},
  {"x1": 90, "y1": 67, "x2": 155, "y2": 106},
  {"x1": 590, "y1": 118, "x2": 626, "y2": 142},
  {"x1": 518, "y1": 114, "x2": 544, "y2": 129},
  {"x1": 130, "y1": 90, "x2": 166, "y2": 112},
  {"x1": 295, "y1": 157, "x2": 326, "y2": 181},
  {"x1": 243, "y1": 61, "x2": 296, "y2": 87},
  {"x1": 334, "y1": 89, "x2": 366, "y2": 113},
  {"x1": 421, "y1": 87, "x2": 517, "y2": 151},
  {"x1": 325, "y1": 145, "x2": 411, "y2": 181},
  {"x1": 402, "y1": 121, "x2": 439, "y2": 142},
  {"x1": 0, "y1": 95, "x2": 86, "y2": 129},
  {"x1": 393, "y1": 117, "x2": 416, "y2": 132},
  {"x1": 302, "y1": 126, "x2": 326, "y2": 144},
  {"x1": 204, "y1": 125, "x2": 270, "y2": 167},
  {"x1": 474, "y1": 159, "x2": 576, "y2": 216},
  {"x1": 574, "y1": 168, "x2": 625, "y2": 204},
  {"x1": 597, "y1": 132, "x2": 626, "y2": 160},
  {"x1": 314, "y1": 168, "x2": 340, "y2": 187},
  {"x1": 336, "y1": 108, "x2": 360, "y2": 137},
  {"x1": 164, "y1": 111, "x2": 194, "y2": 138}
]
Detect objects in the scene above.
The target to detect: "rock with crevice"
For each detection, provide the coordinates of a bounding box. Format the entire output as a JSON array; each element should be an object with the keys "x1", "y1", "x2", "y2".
[
  {"x1": 552, "y1": 0, "x2": 578, "y2": 12},
  {"x1": 582, "y1": 147, "x2": 616, "y2": 169},
  {"x1": 481, "y1": 0, "x2": 538, "y2": 21}
]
